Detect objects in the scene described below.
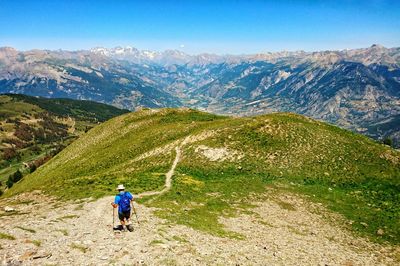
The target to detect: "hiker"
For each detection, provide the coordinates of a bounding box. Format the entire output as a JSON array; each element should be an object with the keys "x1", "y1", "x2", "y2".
[{"x1": 111, "y1": 184, "x2": 134, "y2": 231}]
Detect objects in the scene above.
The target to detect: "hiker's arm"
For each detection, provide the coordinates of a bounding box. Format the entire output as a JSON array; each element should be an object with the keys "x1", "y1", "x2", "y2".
[
  {"x1": 129, "y1": 192, "x2": 134, "y2": 202},
  {"x1": 112, "y1": 196, "x2": 120, "y2": 208}
]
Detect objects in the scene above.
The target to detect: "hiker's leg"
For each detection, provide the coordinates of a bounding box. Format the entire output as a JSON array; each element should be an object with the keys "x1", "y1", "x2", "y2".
[
  {"x1": 118, "y1": 212, "x2": 126, "y2": 226},
  {"x1": 123, "y1": 211, "x2": 130, "y2": 224},
  {"x1": 127, "y1": 211, "x2": 131, "y2": 224},
  {"x1": 125, "y1": 212, "x2": 133, "y2": 231}
]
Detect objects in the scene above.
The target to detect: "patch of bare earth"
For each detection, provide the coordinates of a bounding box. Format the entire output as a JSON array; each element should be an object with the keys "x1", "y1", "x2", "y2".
[
  {"x1": 195, "y1": 145, "x2": 243, "y2": 162},
  {"x1": 0, "y1": 190, "x2": 398, "y2": 265}
]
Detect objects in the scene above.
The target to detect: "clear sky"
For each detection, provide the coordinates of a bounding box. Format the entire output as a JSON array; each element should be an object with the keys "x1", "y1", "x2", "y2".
[{"x1": 0, "y1": 0, "x2": 399, "y2": 54}]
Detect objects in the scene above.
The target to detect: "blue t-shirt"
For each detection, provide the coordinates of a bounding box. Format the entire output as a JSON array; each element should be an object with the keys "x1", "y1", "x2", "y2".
[{"x1": 114, "y1": 191, "x2": 133, "y2": 213}]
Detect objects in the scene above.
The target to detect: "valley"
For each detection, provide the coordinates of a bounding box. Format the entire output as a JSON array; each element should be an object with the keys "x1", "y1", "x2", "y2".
[{"x1": 1, "y1": 45, "x2": 399, "y2": 146}]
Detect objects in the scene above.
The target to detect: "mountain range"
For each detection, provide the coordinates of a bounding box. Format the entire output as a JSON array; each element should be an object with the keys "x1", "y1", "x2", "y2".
[{"x1": 0, "y1": 45, "x2": 399, "y2": 146}]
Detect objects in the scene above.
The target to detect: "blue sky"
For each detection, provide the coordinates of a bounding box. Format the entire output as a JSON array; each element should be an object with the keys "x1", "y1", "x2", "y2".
[{"x1": 0, "y1": 0, "x2": 399, "y2": 54}]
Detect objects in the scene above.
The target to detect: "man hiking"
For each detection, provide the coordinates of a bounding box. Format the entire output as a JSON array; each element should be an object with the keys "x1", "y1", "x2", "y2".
[{"x1": 111, "y1": 184, "x2": 134, "y2": 232}]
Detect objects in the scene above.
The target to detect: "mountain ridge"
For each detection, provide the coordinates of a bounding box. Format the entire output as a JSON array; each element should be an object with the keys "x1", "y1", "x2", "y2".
[
  {"x1": 88, "y1": 44, "x2": 400, "y2": 66},
  {"x1": 0, "y1": 45, "x2": 399, "y2": 146},
  {"x1": 0, "y1": 93, "x2": 129, "y2": 190}
]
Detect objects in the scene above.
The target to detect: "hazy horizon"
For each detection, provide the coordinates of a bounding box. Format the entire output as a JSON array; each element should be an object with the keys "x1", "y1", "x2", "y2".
[
  {"x1": 1, "y1": 43, "x2": 397, "y2": 57},
  {"x1": 1, "y1": 0, "x2": 399, "y2": 54}
]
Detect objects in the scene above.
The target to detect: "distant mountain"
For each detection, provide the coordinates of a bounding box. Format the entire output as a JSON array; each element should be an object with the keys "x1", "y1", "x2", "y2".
[
  {"x1": 190, "y1": 59, "x2": 400, "y2": 147},
  {"x1": 0, "y1": 45, "x2": 399, "y2": 146},
  {"x1": 90, "y1": 46, "x2": 235, "y2": 66},
  {"x1": 0, "y1": 47, "x2": 181, "y2": 110},
  {"x1": 90, "y1": 44, "x2": 400, "y2": 66}
]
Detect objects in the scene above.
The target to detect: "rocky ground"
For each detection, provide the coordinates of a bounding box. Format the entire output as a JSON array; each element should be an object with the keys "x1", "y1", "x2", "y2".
[
  {"x1": 0, "y1": 190, "x2": 398, "y2": 266},
  {"x1": 1, "y1": 139, "x2": 399, "y2": 265}
]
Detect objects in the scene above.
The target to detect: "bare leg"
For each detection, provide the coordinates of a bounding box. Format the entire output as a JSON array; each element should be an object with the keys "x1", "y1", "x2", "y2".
[
  {"x1": 126, "y1": 218, "x2": 133, "y2": 232},
  {"x1": 120, "y1": 218, "x2": 128, "y2": 231}
]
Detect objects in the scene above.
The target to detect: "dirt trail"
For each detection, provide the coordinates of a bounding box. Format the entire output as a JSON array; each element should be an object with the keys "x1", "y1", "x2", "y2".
[
  {"x1": 0, "y1": 188, "x2": 400, "y2": 265},
  {"x1": 0, "y1": 134, "x2": 398, "y2": 265},
  {"x1": 1, "y1": 190, "x2": 398, "y2": 265},
  {"x1": 136, "y1": 138, "x2": 184, "y2": 198}
]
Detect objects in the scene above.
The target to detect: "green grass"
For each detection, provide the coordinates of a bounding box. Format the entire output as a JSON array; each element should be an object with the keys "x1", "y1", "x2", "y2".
[
  {"x1": 57, "y1": 215, "x2": 79, "y2": 221},
  {"x1": 0, "y1": 211, "x2": 30, "y2": 217},
  {"x1": 30, "y1": 240, "x2": 41, "y2": 247},
  {"x1": 0, "y1": 232, "x2": 16, "y2": 240},
  {"x1": 172, "y1": 235, "x2": 189, "y2": 243},
  {"x1": 3, "y1": 108, "x2": 400, "y2": 244},
  {"x1": 16, "y1": 226, "x2": 36, "y2": 233},
  {"x1": 9, "y1": 199, "x2": 34, "y2": 205},
  {"x1": 0, "y1": 96, "x2": 42, "y2": 117},
  {"x1": 141, "y1": 172, "x2": 262, "y2": 239},
  {"x1": 159, "y1": 258, "x2": 178, "y2": 266},
  {"x1": 2, "y1": 94, "x2": 129, "y2": 122},
  {"x1": 56, "y1": 229, "x2": 68, "y2": 236},
  {"x1": 70, "y1": 243, "x2": 89, "y2": 253},
  {"x1": 273, "y1": 199, "x2": 296, "y2": 211},
  {"x1": 149, "y1": 239, "x2": 164, "y2": 246},
  {"x1": 6, "y1": 109, "x2": 227, "y2": 199},
  {"x1": 0, "y1": 147, "x2": 52, "y2": 184},
  {"x1": 0, "y1": 93, "x2": 129, "y2": 187}
]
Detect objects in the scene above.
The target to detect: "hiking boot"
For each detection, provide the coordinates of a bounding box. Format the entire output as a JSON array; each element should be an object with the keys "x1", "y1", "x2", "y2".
[{"x1": 127, "y1": 224, "x2": 134, "y2": 232}]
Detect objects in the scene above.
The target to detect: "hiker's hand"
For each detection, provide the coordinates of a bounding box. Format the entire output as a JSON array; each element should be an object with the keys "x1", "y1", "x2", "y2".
[{"x1": 111, "y1": 203, "x2": 117, "y2": 208}]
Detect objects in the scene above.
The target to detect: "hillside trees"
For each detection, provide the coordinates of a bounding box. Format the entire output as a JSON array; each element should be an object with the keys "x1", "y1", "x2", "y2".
[
  {"x1": 6, "y1": 170, "x2": 23, "y2": 188},
  {"x1": 2, "y1": 148, "x2": 18, "y2": 161},
  {"x1": 383, "y1": 137, "x2": 393, "y2": 147}
]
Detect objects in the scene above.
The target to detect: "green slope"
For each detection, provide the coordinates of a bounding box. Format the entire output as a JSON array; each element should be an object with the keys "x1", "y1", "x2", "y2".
[
  {"x1": 0, "y1": 94, "x2": 129, "y2": 188},
  {"x1": 3, "y1": 93, "x2": 129, "y2": 122},
  {"x1": 4, "y1": 108, "x2": 400, "y2": 243}
]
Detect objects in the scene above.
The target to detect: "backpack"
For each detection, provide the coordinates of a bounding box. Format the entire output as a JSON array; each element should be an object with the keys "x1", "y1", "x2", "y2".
[{"x1": 119, "y1": 192, "x2": 131, "y2": 213}]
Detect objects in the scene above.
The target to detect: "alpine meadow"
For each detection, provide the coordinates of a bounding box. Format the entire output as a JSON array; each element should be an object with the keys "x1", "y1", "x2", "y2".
[{"x1": 0, "y1": 1, "x2": 400, "y2": 265}]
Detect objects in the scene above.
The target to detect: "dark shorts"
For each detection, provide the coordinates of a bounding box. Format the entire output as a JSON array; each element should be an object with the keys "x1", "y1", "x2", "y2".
[{"x1": 118, "y1": 211, "x2": 131, "y2": 221}]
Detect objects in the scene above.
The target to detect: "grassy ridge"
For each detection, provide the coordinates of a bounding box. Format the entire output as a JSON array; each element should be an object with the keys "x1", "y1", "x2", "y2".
[
  {"x1": 8, "y1": 109, "x2": 226, "y2": 198},
  {"x1": 0, "y1": 94, "x2": 129, "y2": 188},
  {"x1": 4, "y1": 108, "x2": 400, "y2": 244},
  {"x1": 3, "y1": 94, "x2": 129, "y2": 122}
]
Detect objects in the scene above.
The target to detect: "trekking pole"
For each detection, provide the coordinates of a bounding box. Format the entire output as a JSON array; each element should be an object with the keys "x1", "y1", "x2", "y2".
[
  {"x1": 131, "y1": 201, "x2": 140, "y2": 224},
  {"x1": 112, "y1": 206, "x2": 115, "y2": 231}
]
